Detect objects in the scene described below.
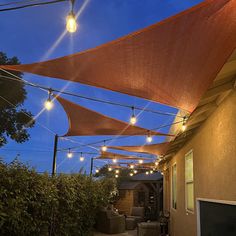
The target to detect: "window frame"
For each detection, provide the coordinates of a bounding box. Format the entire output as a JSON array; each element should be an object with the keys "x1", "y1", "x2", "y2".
[
  {"x1": 185, "y1": 149, "x2": 194, "y2": 214},
  {"x1": 171, "y1": 162, "x2": 177, "y2": 210}
]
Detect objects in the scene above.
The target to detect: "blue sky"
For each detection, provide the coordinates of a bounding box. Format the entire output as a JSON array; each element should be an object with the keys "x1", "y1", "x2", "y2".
[{"x1": 0, "y1": 0, "x2": 203, "y2": 174}]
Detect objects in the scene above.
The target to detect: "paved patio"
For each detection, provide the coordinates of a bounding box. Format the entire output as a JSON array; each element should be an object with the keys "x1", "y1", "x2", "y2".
[{"x1": 93, "y1": 229, "x2": 137, "y2": 236}]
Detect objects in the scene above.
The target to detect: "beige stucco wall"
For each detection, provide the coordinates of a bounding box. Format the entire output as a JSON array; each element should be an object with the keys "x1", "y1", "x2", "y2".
[{"x1": 165, "y1": 90, "x2": 236, "y2": 236}]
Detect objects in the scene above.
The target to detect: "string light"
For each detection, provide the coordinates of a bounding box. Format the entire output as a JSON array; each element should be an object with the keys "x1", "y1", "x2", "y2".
[
  {"x1": 155, "y1": 161, "x2": 159, "y2": 166},
  {"x1": 44, "y1": 89, "x2": 53, "y2": 111},
  {"x1": 130, "y1": 107, "x2": 137, "y2": 125},
  {"x1": 150, "y1": 170, "x2": 153, "y2": 174},
  {"x1": 115, "y1": 174, "x2": 119, "y2": 178},
  {"x1": 66, "y1": 0, "x2": 77, "y2": 33},
  {"x1": 130, "y1": 173, "x2": 134, "y2": 176},
  {"x1": 138, "y1": 160, "x2": 143, "y2": 164},
  {"x1": 113, "y1": 159, "x2": 117, "y2": 163},
  {"x1": 108, "y1": 167, "x2": 112, "y2": 171},
  {"x1": 134, "y1": 170, "x2": 138, "y2": 174},
  {"x1": 130, "y1": 164, "x2": 134, "y2": 169},
  {"x1": 182, "y1": 116, "x2": 187, "y2": 132},
  {"x1": 79, "y1": 152, "x2": 84, "y2": 162},
  {"x1": 67, "y1": 149, "x2": 73, "y2": 158},
  {"x1": 145, "y1": 171, "x2": 149, "y2": 175},
  {"x1": 95, "y1": 169, "x2": 99, "y2": 173},
  {"x1": 101, "y1": 140, "x2": 107, "y2": 152},
  {"x1": 146, "y1": 131, "x2": 153, "y2": 143},
  {"x1": 115, "y1": 169, "x2": 119, "y2": 174}
]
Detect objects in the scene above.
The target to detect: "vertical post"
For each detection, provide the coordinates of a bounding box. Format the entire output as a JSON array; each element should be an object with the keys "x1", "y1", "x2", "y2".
[
  {"x1": 52, "y1": 134, "x2": 58, "y2": 177},
  {"x1": 90, "y1": 157, "x2": 94, "y2": 177}
]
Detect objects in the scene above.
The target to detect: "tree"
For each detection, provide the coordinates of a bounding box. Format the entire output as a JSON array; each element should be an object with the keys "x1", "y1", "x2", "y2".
[{"x1": 0, "y1": 52, "x2": 34, "y2": 147}]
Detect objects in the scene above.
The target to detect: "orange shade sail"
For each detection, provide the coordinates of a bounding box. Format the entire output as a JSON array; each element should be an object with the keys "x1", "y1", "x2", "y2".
[
  {"x1": 1, "y1": 0, "x2": 236, "y2": 112},
  {"x1": 96, "y1": 151, "x2": 152, "y2": 161},
  {"x1": 56, "y1": 95, "x2": 171, "y2": 137},
  {"x1": 109, "y1": 142, "x2": 170, "y2": 156}
]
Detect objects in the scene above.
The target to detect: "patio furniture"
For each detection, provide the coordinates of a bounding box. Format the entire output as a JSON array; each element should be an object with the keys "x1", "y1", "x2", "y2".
[
  {"x1": 137, "y1": 221, "x2": 160, "y2": 236},
  {"x1": 96, "y1": 209, "x2": 125, "y2": 234},
  {"x1": 127, "y1": 207, "x2": 145, "y2": 223},
  {"x1": 125, "y1": 217, "x2": 136, "y2": 230}
]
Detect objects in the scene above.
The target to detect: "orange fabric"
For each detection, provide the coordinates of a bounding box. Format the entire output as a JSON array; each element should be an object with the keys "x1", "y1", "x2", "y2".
[
  {"x1": 96, "y1": 151, "x2": 151, "y2": 161},
  {"x1": 109, "y1": 142, "x2": 170, "y2": 156},
  {"x1": 1, "y1": 1, "x2": 236, "y2": 112},
  {"x1": 56, "y1": 95, "x2": 171, "y2": 137}
]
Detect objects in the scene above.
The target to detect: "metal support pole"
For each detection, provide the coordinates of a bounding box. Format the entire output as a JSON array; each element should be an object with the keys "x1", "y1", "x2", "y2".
[
  {"x1": 52, "y1": 134, "x2": 58, "y2": 177},
  {"x1": 90, "y1": 157, "x2": 94, "y2": 177}
]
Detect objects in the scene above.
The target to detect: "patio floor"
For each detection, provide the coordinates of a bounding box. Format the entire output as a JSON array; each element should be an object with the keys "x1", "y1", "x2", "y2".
[{"x1": 93, "y1": 229, "x2": 137, "y2": 236}]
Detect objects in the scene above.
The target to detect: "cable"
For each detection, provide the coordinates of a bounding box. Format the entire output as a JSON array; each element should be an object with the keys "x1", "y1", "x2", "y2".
[
  {"x1": 0, "y1": 0, "x2": 39, "y2": 7},
  {"x1": 0, "y1": 0, "x2": 68, "y2": 12},
  {"x1": 0, "y1": 70, "x2": 181, "y2": 117}
]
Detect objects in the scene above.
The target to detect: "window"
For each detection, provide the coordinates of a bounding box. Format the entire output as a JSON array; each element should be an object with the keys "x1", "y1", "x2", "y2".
[
  {"x1": 185, "y1": 150, "x2": 194, "y2": 212},
  {"x1": 172, "y1": 163, "x2": 177, "y2": 209}
]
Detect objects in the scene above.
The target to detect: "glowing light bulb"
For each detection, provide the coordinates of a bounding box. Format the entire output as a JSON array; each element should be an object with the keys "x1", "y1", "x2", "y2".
[
  {"x1": 80, "y1": 156, "x2": 84, "y2": 162},
  {"x1": 101, "y1": 141, "x2": 107, "y2": 152},
  {"x1": 182, "y1": 124, "x2": 186, "y2": 132},
  {"x1": 134, "y1": 170, "x2": 138, "y2": 174},
  {"x1": 130, "y1": 164, "x2": 134, "y2": 169},
  {"x1": 155, "y1": 161, "x2": 159, "y2": 166},
  {"x1": 161, "y1": 171, "x2": 163, "y2": 175},
  {"x1": 113, "y1": 159, "x2": 117, "y2": 163},
  {"x1": 145, "y1": 171, "x2": 149, "y2": 175},
  {"x1": 66, "y1": 12, "x2": 77, "y2": 33},
  {"x1": 130, "y1": 173, "x2": 134, "y2": 176},
  {"x1": 138, "y1": 160, "x2": 143, "y2": 164},
  {"x1": 44, "y1": 99, "x2": 53, "y2": 110},
  {"x1": 130, "y1": 115, "x2": 137, "y2": 125},
  {"x1": 95, "y1": 169, "x2": 99, "y2": 173},
  {"x1": 115, "y1": 174, "x2": 119, "y2": 178},
  {"x1": 182, "y1": 116, "x2": 187, "y2": 132},
  {"x1": 115, "y1": 169, "x2": 119, "y2": 174},
  {"x1": 146, "y1": 132, "x2": 153, "y2": 143},
  {"x1": 150, "y1": 170, "x2": 153, "y2": 174},
  {"x1": 67, "y1": 150, "x2": 73, "y2": 159},
  {"x1": 108, "y1": 167, "x2": 112, "y2": 171}
]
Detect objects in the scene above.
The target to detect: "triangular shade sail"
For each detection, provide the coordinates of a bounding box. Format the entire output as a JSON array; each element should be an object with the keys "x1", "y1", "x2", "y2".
[
  {"x1": 56, "y1": 96, "x2": 170, "y2": 137},
  {"x1": 96, "y1": 151, "x2": 152, "y2": 161},
  {"x1": 1, "y1": 0, "x2": 236, "y2": 112},
  {"x1": 109, "y1": 142, "x2": 170, "y2": 156}
]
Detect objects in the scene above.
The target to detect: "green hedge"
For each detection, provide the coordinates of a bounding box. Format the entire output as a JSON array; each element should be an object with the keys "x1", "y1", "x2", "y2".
[{"x1": 0, "y1": 160, "x2": 117, "y2": 236}]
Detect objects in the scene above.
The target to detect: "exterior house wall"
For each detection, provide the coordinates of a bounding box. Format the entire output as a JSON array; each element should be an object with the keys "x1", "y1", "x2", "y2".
[{"x1": 165, "y1": 90, "x2": 236, "y2": 236}]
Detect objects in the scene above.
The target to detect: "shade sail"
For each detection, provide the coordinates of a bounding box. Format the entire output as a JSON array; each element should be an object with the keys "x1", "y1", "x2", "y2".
[
  {"x1": 56, "y1": 95, "x2": 170, "y2": 137},
  {"x1": 1, "y1": 0, "x2": 236, "y2": 112},
  {"x1": 96, "y1": 151, "x2": 152, "y2": 161},
  {"x1": 109, "y1": 142, "x2": 170, "y2": 156}
]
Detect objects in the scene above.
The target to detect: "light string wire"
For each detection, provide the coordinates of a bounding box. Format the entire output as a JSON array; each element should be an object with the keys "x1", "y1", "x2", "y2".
[
  {"x1": 0, "y1": 0, "x2": 68, "y2": 12},
  {"x1": 0, "y1": 69, "x2": 181, "y2": 117}
]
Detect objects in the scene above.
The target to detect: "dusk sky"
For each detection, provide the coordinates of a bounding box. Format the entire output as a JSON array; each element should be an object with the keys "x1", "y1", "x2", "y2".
[{"x1": 0, "y1": 0, "x2": 203, "y2": 174}]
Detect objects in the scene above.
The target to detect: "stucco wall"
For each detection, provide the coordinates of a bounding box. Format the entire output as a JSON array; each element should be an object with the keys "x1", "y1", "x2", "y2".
[{"x1": 166, "y1": 90, "x2": 236, "y2": 236}]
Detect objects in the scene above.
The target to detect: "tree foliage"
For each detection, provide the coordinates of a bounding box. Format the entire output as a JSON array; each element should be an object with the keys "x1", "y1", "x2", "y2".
[
  {"x1": 0, "y1": 52, "x2": 34, "y2": 147},
  {"x1": 0, "y1": 159, "x2": 117, "y2": 236}
]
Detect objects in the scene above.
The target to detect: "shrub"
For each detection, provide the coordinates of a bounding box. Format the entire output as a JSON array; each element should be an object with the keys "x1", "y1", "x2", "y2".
[{"x1": 0, "y1": 159, "x2": 116, "y2": 236}]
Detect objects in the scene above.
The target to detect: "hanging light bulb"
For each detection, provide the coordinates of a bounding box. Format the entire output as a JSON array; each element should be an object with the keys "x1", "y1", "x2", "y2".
[
  {"x1": 130, "y1": 164, "x2": 134, "y2": 169},
  {"x1": 66, "y1": 0, "x2": 77, "y2": 33},
  {"x1": 115, "y1": 169, "x2": 119, "y2": 174},
  {"x1": 115, "y1": 174, "x2": 119, "y2": 178},
  {"x1": 182, "y1": 116, "x2": 187, "y2": 132},
  {"x1": 138, "y1": 159, "x2": 143, "y2": 164},
  {"x1": 145, "y1": 171, "x2": 149, "y2": 175},
  {"x1": 79, "y1": 152, "x2": 84, "y2": 162},
  {"x1": 44, "y1": 89, "x2": 53, "y2": 111},
  {"x1": 95, "y1": 169, "x2": 99, "y2": 173},
  {"x1": 130, "y1": 173, "x2": 134, "y2": 177},
  {"x1": 155, "y1": 161, "x2": 159, "y2": 166},
  {"x1": 130, "y1": 107, "x2": 137, "y2": 125},
  {"x1": 101, "y1": 141, "x2": 107, "y2": 152},
  {"x1": 67, "y1": 149, "x2": 73, "y2": 158},
  {"x1": 108, "y1": 167, "x2": 112, "y2": 171},
  {"x1": 134, "y1": 170, "x2": 138, "y2": 174},
  {"x1": 146, "y1": 131, "x2": 153, "y2": 143},
  {"x1": 150, "y1": 170, "x2": 153, "y2": 174},
  {"x1": 112, "y1": 159, "x2": 117, "y2": 163}
]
